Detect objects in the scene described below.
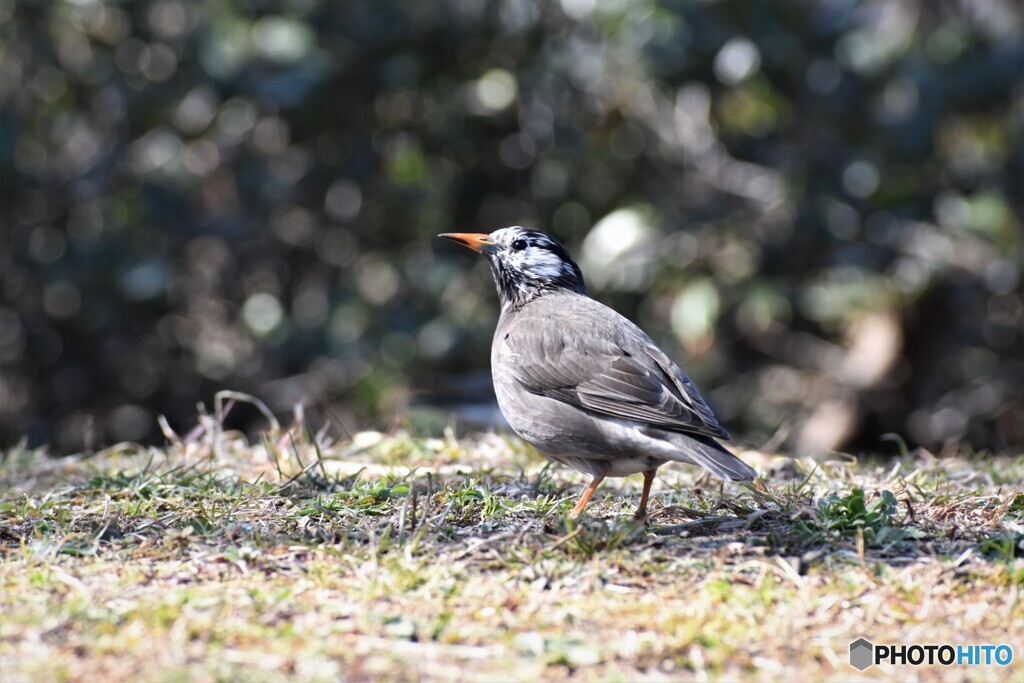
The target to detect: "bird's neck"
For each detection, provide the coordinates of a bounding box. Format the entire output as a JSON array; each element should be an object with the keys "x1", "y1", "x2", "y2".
[
  {"x1": 485, "y1": 251, "x2": 589, "y2": 312},
  {"x1": 493, "y1": 273, "x2": 589, "y2": 313}
]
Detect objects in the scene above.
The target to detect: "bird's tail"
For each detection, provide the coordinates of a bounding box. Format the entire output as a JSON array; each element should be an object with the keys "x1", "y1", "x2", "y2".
[{"x1": 668, "y1": 434, "x2": 757, "y2": 481}]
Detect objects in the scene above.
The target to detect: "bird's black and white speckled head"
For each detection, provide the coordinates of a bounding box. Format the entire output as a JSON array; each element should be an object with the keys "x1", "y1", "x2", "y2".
[{"x1": 440, "y1": 227, "x2": 588, "y2": 310}]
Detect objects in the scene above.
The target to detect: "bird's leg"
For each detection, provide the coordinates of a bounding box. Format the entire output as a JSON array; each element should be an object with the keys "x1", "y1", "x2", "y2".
[
  {"x1": 569, "y1": 471, "x2": 607, "y2": 519},
  {"x1": 634, "y1": 468, "x2": 658, "y2": 522}
]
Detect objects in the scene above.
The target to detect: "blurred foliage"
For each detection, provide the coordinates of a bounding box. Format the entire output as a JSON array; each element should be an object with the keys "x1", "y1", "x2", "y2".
[{"x1": 2, "y1": 0, "x2": 1023, "y2": 454}]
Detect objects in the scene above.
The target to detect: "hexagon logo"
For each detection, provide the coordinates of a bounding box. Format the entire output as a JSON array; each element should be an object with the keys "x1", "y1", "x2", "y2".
[{"x1": 850, "y1": 638, "x2": 874, "y2": 671}]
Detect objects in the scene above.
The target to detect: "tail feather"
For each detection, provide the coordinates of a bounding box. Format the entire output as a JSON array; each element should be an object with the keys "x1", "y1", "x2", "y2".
[{"x1": 668, "y1": 434, "x2": 757, "y2": 481}]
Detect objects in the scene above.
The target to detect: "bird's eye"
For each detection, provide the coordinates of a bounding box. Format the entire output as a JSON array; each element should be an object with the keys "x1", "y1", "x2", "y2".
[{"x1": 511, "y1": 239, "x2": 527, "y2": 252}]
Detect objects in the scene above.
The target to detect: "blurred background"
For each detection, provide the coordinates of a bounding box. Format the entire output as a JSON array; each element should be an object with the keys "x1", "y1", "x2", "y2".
[{"x1": 3, "y1": 0, "x2": 1023, "y2": 456}]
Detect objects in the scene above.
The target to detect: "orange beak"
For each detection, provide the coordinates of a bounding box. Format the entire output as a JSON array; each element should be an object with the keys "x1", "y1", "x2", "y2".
[{"x1": 438, "y1": 233, "x2": 497, "y2": 254}]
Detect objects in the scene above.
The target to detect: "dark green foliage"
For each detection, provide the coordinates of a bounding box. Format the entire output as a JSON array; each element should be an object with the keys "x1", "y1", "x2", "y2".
[{"x1": 3, "y1": 1, "x2": 1022, "y2": 453}]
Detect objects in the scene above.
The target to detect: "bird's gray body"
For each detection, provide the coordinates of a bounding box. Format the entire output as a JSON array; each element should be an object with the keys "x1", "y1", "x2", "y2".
[
  {"x1": 492, "y1": 291, "x2": 756, "y2": 481},
  {"x1": 439, "y1": 226, "x2": 756, "y2": 518}
]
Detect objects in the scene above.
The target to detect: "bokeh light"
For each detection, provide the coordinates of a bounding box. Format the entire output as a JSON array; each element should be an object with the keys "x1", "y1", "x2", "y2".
[{"x1": 3, "y1": 0, "x2": 1022, "y2": 455}]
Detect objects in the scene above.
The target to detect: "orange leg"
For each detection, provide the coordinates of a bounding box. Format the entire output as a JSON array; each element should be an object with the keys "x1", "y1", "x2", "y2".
[
  {"x1": 569, "y1": 472, "x2": 607, "y2": 519},
  {"x1": 634, "y1": 468, "x2": 658, "y2": 521}
]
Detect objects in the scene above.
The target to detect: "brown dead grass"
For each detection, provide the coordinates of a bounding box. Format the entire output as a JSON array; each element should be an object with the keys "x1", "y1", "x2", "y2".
[{"x1": 1, "y1": 418, "x2": 1022, "y2": 682}]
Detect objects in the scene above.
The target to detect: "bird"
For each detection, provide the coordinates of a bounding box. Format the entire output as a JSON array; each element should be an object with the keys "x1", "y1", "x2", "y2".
[{"x1": 439, "y1": 227, "x2": 757, "y2": 520}]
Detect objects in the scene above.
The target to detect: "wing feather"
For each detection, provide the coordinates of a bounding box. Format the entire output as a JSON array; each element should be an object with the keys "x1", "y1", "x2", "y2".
[{"x1": 507, "y1": 316, "x2": 730, "y2": 441}]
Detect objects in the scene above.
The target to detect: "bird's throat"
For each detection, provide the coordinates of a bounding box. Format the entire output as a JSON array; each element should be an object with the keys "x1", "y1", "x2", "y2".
[{"x1": 489, "y1": 257, "x2": 587, "y2": 311}]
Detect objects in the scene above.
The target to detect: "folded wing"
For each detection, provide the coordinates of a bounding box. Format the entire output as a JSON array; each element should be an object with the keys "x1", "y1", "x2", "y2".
[{"x1": 508, "y1": 320, "x2": 730, "y2": 442}]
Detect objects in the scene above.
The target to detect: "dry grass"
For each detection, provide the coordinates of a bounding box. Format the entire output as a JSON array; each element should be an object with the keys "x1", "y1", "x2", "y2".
[{"x1": 1, "y1": 411, "x2": 1022, "y2": 682}]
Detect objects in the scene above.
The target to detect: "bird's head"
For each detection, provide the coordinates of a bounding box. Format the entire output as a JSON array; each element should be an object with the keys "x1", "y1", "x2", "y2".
[{"x1": 440, "y1": 227, "x2": 588, "y2": 310}]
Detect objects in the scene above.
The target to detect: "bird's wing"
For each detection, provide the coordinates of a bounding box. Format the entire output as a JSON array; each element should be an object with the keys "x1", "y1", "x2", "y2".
[{"x1": 506, "y1": 316, "x2": 730, "y2": 441}]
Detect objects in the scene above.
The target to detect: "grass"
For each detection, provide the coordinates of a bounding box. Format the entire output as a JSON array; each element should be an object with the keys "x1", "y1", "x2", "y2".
[{"x1": 1, "y1": 410, "x2": 1022, "y2": 682}]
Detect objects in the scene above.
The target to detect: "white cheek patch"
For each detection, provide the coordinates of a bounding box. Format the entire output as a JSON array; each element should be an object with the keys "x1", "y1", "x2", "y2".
[{"x1": 521, "y1": 248, "x2": 569, "y2": 279}]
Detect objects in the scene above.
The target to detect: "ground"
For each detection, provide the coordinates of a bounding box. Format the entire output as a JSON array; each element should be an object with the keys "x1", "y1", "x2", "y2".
[{"x1": 1, "y1": 407, "x2": 1022, "y2": 682}]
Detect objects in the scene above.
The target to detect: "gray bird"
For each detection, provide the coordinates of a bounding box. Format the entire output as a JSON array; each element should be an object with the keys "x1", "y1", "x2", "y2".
[{"x1": 440, "y1": 227, "x2": 757, "y2": 520}]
